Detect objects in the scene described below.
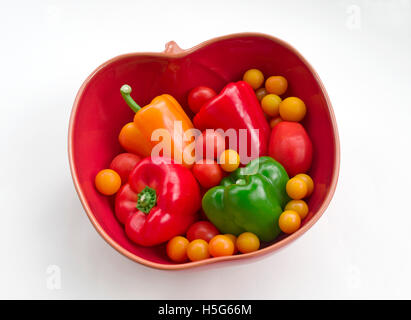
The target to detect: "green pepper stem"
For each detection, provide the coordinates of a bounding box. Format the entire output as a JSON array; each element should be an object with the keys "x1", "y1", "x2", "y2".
[{"x1": 120, "y1": 84, "x2": 141, "y2": 113}]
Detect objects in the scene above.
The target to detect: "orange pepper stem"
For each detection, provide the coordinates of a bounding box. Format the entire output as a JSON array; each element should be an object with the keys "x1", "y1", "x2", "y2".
[{"x1": 120, "y1": 84, "x2": 141, "y2": 113}]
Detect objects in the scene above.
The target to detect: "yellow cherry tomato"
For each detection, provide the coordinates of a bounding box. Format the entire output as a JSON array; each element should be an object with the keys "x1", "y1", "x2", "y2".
[
  {"x1": 219, "y1": 149, "x2": 240, "y2": 172},
  {"x1": 95, "y1": 169, "x2": 121, "y2": 195},
  {"x1": 286, "y1": 177, "x2": 308, "y2": 200},
  {"x1": 236, "y1": 232, "x2": 260, "y2": 254},
  {"x1": 285, "y1": 200, "x2": 309, "y2": 219},
  {"x1": 279, "y1": 97, "x2": 306, "y2": 122},
  {"x1": 243, "y1": 69, "x2": 264, "y2": 90},
  {"x1": 255, "y1": 87, "x2": 268, "y2": 101},
  {"x1": 224, "y1": 234, "x2": 238, "y2": 254},
  {"x1": 166, "y1": 236, "x2": 189, "y2": 263},
  {"x1": 279, "y1": 210, "x2": 301, "y2": 234},
  {"x1": 265, "y1": 76, "x2": 288, "y2": 95},
  {"x1": 294, "y1": 173, "x2": 314, "y2": 196},
  {"x1": 269, "y1": 116, "x2": 283, "y2": 128},
  {"x1": 187, "y1": 239, "x2": 210, "y2": 261},
  {"x1": 208, "y1": 235, "x2": 235, "y2": 257},
  {"x1": 261, "y1": 94, "x2": 282, "y2": 117}
]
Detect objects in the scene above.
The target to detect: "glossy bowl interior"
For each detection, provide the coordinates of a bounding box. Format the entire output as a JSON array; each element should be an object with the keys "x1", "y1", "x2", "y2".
[{"x1": 69, "y1": 33, "x2": 339, "y2": 270}]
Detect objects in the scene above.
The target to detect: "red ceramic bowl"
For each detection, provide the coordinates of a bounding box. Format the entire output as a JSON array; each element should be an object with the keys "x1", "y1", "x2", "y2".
[{"x1": 69, "y1": 33, "x2": 340, "y2": 270}]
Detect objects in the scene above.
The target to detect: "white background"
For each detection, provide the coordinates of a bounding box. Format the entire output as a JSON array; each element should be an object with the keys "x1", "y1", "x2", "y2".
[{"x1": 1, "y1": 0, "x2": 410, "y2": 299}]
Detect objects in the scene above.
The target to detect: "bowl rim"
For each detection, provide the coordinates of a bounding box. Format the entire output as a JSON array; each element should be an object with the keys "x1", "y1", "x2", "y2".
[{"x1": 68, "y1": 32, "x2": 340, "y2": 270}]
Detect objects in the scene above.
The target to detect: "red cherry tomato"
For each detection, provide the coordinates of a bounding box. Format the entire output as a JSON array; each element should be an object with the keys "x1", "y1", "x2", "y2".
[
  {"x1": 192, "y1": 161, "x2": 224, "y2": 188},
  {"x1": 268, "y1": 121, "x2": 313, "y2": 176},
  {"x1": 186, "y1": 221, "x2": 220, "y2": 242},
  {"x1": 109, "y1": 153, "x2": 141, "y2": 183},
  {"x1": 188, "y1": 86, "x2": 217, "y2": 114},
  {"x1": 195, "y1": 130, "x2": 226, "y2": 160}
]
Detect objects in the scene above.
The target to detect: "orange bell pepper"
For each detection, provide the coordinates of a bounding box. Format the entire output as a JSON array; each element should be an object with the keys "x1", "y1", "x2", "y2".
[{"x1": 118, "y1": 85, "x2": 195, "y2": 167}]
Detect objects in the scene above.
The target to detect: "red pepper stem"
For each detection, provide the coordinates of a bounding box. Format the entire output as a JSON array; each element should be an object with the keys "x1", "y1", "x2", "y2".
[
  {"x1": 136, "y1": 186, "x2": 157, "y2": 214},
  {"x1": 120, "y1": 84, "x2": 141, "y2": 113}
]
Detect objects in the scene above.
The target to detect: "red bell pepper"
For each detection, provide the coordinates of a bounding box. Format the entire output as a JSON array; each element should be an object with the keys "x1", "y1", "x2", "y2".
[
  {"x1": 115, "y1": 157, "x2": 201, "y2": 246},
  {"x1": 193, "y1": 81, "x2": 271, "y2": 163}
]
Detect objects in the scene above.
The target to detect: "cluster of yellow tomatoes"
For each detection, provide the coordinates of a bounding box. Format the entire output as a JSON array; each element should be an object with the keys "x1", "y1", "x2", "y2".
[
  {"x1": 242, "y1": 69, "x2": 307, "y2": 126},
  {"x1": 280, "y1": 173, "x2": 314, "y2": 234},
  {"x1": 167, "y1": 231, "x2": 261, "y2": 263}
]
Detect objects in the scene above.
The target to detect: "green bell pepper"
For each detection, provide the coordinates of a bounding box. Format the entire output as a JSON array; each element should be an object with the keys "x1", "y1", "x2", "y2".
[{"x1": 202, "y1": 156, "x2": 290, "y2": 242}]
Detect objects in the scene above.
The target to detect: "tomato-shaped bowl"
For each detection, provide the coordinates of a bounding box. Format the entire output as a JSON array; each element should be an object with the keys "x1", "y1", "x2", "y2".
[{"x1": 68, "y1": 33, "x2": 340, "y2": 270}]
